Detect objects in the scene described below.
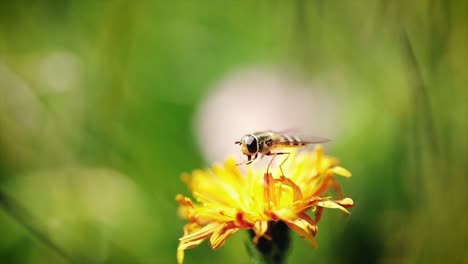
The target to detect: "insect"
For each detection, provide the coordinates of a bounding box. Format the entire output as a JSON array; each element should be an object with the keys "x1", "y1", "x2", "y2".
[{"x1": 235, "y1": 130, "x2": 329, "y2": 176}]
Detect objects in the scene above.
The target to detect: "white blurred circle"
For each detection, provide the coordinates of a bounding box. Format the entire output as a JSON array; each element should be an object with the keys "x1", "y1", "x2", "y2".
[
  {"x1": 194, "y1": 66, "x2": 341, "y2": 163},
  {"x1": 37, "y1": 51, "x2": 82, "y2": 92}
]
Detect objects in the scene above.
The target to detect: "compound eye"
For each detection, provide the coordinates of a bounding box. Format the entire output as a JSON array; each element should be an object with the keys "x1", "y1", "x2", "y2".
[{"x1": 246, "y1": 136, "x2": 258, "y2": 154}]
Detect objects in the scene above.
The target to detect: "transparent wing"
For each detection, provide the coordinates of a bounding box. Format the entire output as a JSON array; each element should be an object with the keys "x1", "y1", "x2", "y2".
[
  {"x1": 269, "y1": 129, "x2": 330, "y2": 144},
  {"x1": 298, "y1": 135, "x2": 331, "y2": 144}
]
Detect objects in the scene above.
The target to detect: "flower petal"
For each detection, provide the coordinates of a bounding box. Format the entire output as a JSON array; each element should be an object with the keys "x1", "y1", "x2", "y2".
[
  {"x1": 277, "y1": 175, "x2": 303, "y2": 201},
  {"x1": 284, "y1": 217, "x2": 318, "y2": 248},
  {"x1": 176, "y1": 194, "x2": 193, "y2": 207},
  {"x1": 338, "y1": 197, "x2": 354, "y2": 207},
  {"x1": 210, "y1": 222, "x2": 240, "y2": 249},
  {"x1": 178, "y1": 222, "x2": 220, "y2": 264},
  {"x1": 263, "y1": 173, "x2": 275, "y2": 211},
  {"x1": 273, "y1": 208, "x2": 297, "y2": 220},
  {"x1": 329, "y1": 166, "x2": 352, "y2": 177},
  {"x1": 316, "y1": 200, "x2": 351, "y2": 214},
  {"x1": 253, "y1": 220, "x2": 269, "y2": 237}
]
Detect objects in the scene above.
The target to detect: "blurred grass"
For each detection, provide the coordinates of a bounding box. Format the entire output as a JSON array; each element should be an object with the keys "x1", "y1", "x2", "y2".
[{"x1": 1, "y1": 1, "x2": 467, "y2": 263}]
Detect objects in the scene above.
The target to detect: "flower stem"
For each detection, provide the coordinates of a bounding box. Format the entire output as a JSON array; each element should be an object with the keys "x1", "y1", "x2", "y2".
[{"x1": 248, "y1": 221, "x2": 291, "y2": 264}]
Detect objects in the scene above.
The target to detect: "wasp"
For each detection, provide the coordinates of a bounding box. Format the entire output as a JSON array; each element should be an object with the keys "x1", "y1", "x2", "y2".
[{"x1": 235, "y1": 130, "x2": 329, "y2": 176}]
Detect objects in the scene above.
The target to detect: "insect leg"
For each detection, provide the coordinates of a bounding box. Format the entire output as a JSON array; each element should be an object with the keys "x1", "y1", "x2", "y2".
[
  {"x1": 266, "y1": 152, "x2": 275, "y2": 175},
  {"x1": 278, "y1": 152, "x2": 291, "y2": 177},
  {"x1": 236, "y1": 160, "x2": 252, "y2": 166},
  {"x1": 237, "y1": 159, "x2": 254, "y2": 166},
  {"x1": 265, "y1": 152, "x2": 290, "y2": 176},
  {"x1": 236, "y1": 154, "x2": 258, "y2": 166},
  {"x1": 236, "y1": 155, "x2": 251, "y2": 166}
]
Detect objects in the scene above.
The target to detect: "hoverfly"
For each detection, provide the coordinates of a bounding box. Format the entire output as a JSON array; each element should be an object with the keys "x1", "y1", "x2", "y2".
[{"x1": 235, "y1": 130, "x2": 329, "y2": 176}]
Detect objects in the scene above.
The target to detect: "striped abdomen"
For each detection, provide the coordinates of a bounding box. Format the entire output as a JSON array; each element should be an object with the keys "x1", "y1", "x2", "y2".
[
  {"x1": 276, "y1": 134, "x2": 307, "y2": 146},
  {"x1": 251, "y1": 130, "x2": 328, "y2": 154}
]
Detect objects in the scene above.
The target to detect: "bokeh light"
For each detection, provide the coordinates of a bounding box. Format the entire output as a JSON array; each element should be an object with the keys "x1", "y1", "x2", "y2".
[{"x1": 1, "y1": 1, "x2": 467, "y2": 264}]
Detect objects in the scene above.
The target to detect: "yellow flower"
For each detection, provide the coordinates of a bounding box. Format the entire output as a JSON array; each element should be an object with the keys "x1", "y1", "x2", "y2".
[{"x1": 176, "y1": 146, "x2": 354, "y2": 264}]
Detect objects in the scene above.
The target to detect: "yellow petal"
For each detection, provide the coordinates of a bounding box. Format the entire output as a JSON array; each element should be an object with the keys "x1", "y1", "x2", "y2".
[
  {"x1": 179, "y1": 222, "x2": 219, "y2": 245},
  {"x1": 263, "y1": 173, "x2": 275, "y2": 211},
  {"x1": 284, "y1": 217, "x2": 318, "y2": 248},
  {"x1": 277, "y1": 175, "x2": 303, "y2": 201},
  {"x1": 273, "y1": 208, "x2": 297, "y2": 220},
  {"x1": 253, "y1": 220, "x2": 269, "y2": 237},
  {"x1": 316, "y1": 200, "x2": 350, "y2": 214},
  {"x1": 210, "y1": 223, "x2": 240, "y2": 249},
  {"x1": 338, "y1": 197, "x2": 354, "y2": 206},
  {"x1": 178, "y1": 222, "x2": 221, "y2": 263},
  {"x1": 329, "y1": 166, "x2": 352, "y2": 177},
  {"x1": 176, "y1": 195, "x2": 193, "y2": 207},
  {"x1": 177, "y1": 248, "x2": 185, "y2": 264}
]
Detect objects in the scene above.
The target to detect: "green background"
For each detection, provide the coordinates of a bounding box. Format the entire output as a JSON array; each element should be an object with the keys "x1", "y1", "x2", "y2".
[{"x1": 1, "y1": 1, "x2": 467, "y2": 263}]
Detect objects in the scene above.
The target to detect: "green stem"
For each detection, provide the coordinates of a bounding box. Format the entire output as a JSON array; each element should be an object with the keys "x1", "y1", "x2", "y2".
[{"x1": 247, "y1": 221, "x2": 291, "y2": 264}]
